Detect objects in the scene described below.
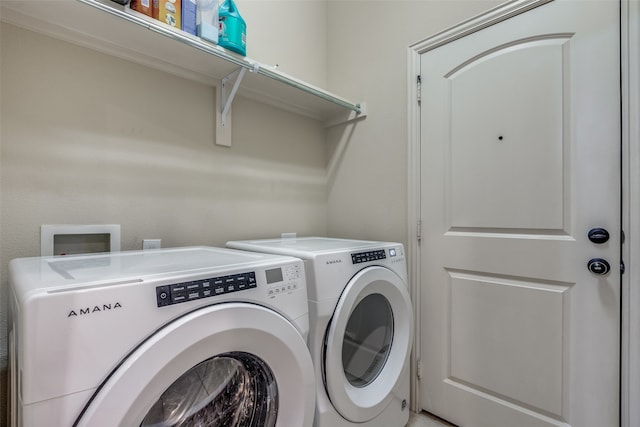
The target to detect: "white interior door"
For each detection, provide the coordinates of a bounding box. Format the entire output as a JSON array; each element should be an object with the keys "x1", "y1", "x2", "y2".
[{"x1": 417, "y1": 0, "x2": 621, "y2": 426}]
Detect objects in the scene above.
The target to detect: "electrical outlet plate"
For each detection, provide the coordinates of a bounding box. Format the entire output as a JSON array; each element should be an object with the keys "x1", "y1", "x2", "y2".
[{"x1": 142, "y1": 239, "x2": 162, "y2": 250}]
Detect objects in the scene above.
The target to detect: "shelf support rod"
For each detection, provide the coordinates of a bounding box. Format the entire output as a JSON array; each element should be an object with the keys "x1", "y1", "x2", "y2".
[
  {"x1": 216, "y1": 67, "x2": 248, "y2": 147},
  {"x1": 221, "y1": 67, "x2": 247, "y2": 127}
]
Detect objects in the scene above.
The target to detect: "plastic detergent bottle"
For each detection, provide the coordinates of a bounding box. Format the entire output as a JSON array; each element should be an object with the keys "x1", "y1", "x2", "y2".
[{"x1": 218, "y1": 0, "x2": 246, "y2": 56}]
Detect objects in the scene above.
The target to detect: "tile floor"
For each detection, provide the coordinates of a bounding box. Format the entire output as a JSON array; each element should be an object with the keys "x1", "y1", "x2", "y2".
[{"x1": 407, "y1": 411, "x2": 455, "y2": 427}]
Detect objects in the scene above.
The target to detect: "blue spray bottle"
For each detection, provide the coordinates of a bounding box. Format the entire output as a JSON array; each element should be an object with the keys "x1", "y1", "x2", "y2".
[{"x1": 218, "y1": 0, "x2": 246, "y2": 56}]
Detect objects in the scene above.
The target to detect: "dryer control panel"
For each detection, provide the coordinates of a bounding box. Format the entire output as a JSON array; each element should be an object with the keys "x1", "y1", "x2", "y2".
[
  {"x1": 351, "y1": 249, "x2": 387, "y2": 264},
  {"x1": 155, "y1": 272, "x2": 257, "y2": 307}
]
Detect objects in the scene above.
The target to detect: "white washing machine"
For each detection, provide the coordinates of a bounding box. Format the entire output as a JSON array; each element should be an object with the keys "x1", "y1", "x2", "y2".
[
  {"x1": 226, "y1": 237, "x2": 414, "y2": 427},
  {"x1": 8, "y1": 246, "x2": 315, "y2": 427}
]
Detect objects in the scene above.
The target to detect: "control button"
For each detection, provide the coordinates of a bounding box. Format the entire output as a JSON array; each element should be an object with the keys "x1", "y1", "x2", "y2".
[
  {"x1": 172, "y1": 294, "x2": 186, "y2": 303},
  {"x1": 156, "y1": 270, "x2": 259, "y2": 307},
  {"x1": 156, "y1": 286, "x2": 171, "y2": 307},
  {"x1": 352, "y1": 249, "x2": 386, "y2": 264}
]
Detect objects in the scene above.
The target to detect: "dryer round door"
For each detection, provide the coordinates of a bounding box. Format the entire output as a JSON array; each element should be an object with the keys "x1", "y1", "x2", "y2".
[
  {"x1": 323, "y1": 266, "x2": 414, "y2": 423},
  {"x1": 73, "y1": 303, "x2": 315, "y2": 427}
]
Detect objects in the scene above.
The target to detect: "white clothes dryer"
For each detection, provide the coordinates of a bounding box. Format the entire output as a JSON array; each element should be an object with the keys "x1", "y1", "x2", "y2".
[
  {"x1": 226, "y1": 237, "x2": 414, "y2": 427},
  {"x1": 8, "y1": 246, "x2": 315, "y2": 427}
]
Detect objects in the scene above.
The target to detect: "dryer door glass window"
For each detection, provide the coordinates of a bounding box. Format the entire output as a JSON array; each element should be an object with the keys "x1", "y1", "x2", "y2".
[
  {"x1": 342, "y1": 293, "x2": 394, "y2": 387},
  {"x1": 140, "y1": 351, "x2": 278, "y2": 427}
]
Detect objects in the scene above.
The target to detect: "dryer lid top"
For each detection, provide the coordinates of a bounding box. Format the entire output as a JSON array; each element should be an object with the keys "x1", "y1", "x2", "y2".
[{"x1": 227, "y1": 237, "x2": 400, "y2": 256}]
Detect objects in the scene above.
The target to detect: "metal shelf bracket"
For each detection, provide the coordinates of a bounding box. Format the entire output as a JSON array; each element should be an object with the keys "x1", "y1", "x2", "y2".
[{"x1": 216, "y1": 66, "x2": 250, "y2": 147}]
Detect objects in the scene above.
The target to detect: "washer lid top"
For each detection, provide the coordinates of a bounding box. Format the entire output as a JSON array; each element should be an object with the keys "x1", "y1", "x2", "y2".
[
  {"x1": 227, "y1": 237, "x2": 399, "y2": 258},
  {"x1": 9, "y1": 246, "x2": 298, "y2": 295}
]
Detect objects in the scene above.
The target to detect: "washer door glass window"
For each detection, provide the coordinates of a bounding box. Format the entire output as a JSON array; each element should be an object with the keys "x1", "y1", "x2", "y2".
[
  {"x1": 342, "y1": 294, "x2": 393, "y2": 387},
  {"x1": 73, "y1": 303, "x2": 315, "y2": 427},
  {"x1": 141, "y1": 352, "x2": 277, "y2": 427}
]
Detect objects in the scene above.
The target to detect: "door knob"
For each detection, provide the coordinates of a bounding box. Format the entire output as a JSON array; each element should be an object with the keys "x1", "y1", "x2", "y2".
[
  {"x1": 587, "y1": 258, "x2": 611, "y2": 275},
  {"x1": 588, "y1": 228, "x2": 610, "y2": 244}
]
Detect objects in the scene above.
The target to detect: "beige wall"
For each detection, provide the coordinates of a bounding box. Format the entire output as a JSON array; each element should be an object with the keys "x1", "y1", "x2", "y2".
[
  {"x1": 325, "y1": 1, "x2": 500, "y2": 245},
  {"x1": 241, "y1": 0, "x2": 328, "y2": 88},
  {"x1": 0, "y1": 0, "x2": 499, "y2": 424},
  {"x1": 0, "y1": 1, "x2": 329, "y2": 420}
]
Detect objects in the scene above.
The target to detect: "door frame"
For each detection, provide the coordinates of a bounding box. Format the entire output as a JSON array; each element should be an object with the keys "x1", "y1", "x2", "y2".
[
  {"x1": 621, "y1": 0, "x2": 640, "y2": 426},
  {"x1": 406, "y1": 0, "x2": 640, "y2": 425}
]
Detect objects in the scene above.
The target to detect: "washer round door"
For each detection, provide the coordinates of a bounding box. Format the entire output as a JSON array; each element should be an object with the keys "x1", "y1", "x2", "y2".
[
  {"x1": 323, "y1": 266, "x2": 413, "y2": 423},
  {"x1": 73, "y1": 303, "x2": 315, "y2": 427}
]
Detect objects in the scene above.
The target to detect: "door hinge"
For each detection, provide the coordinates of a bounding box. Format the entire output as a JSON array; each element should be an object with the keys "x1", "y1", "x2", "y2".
[
  {"x1": 417, "y1": 220, "x2": 422, "y2": 243},
  {"x1": 417, "y1": 75, "x2": 422, "y2": 106},
  {"x1": 621, "y1": 260, "x2": 626, "y2": 275},
  {"x1": 416, "y1": 358, "x2": 422, "y2": 380}
]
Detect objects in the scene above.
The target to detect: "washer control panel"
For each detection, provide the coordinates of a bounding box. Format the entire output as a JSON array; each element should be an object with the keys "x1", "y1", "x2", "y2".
[
  {"x1": 266, "y1": 264, "x2": 302, "y2": 298},
  {"x1": 156, "y1": 272, "x2": 257, "y2": 307},
  {"x1": 351, "y1": 249, "x2": 387, "y2": 264}
]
